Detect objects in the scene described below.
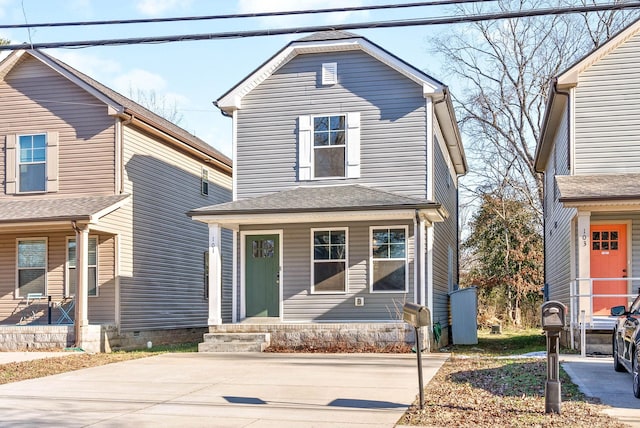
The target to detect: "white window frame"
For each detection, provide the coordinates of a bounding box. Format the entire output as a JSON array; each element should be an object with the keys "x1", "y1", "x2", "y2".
[
  {"x1": 15, "y1": 237, "x2": 48, "y2": 298},
  {"x1": 66, "y1": 235, "x2": 99, "y2": 297},
  {"x1": 17, "y1": 133, "x2": 47, "y2": 193},
  {"x1": 369, "y1": 225, "x2": 409, "y2": 294},
  {"x1": 298, "y1": 113, "x2": 360, "y2": 181},
  {"x1": 312, "y1": 115, "x2": 347, "y2": 179},
  {"x1": 201, "y1": 168, "x2": 209, "y2": 196},
  {"x1": 311, "y1": 227, "x2": 349, "y2": 294}
]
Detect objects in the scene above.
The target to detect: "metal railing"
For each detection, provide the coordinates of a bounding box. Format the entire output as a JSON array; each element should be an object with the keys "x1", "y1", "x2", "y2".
[{"x1": 569, "y1": 277, "x2": 640, "y2": 357}]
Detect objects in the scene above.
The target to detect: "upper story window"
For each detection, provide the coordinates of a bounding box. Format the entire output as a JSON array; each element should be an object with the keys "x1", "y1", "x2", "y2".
[
  {"x1": 201, "y1": 168, "x2": 209, "y2": 196},
  {"x1": 298, "y1": 113, "x2": 360, "y2": 181},
  {"x1": 18, "y1": 134, "x2": 46, "y2": 192},
  {"x1": 314, "y1": 116, "x2": 346, "y2": 178},
  {"x1": 5, "y1": 131, "x2": 59, "y2": 194}
]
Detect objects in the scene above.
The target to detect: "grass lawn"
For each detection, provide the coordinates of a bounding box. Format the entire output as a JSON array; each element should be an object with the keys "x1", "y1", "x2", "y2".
[{"x1": 398, "y1": 328, "x2": 625, "y2": 427}]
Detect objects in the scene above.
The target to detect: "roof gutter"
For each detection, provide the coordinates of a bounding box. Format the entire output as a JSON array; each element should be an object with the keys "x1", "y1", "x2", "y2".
[{"x1": 120, "y1": 111, "x2": 232, "y2": 175}]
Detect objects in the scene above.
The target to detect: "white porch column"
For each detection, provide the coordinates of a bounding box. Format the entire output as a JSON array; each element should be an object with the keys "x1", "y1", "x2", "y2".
[
  {"x1": 425, "y1": 221, "x2": 434, "y2": 319},
  {"x1": 74, "y1": 223, "x2": 90, "y2": 348},
  {"x1": 576, "y1": 211, "x2": 591, "y2": 323},
  {"x1": 208, "y1": 223, "x2": 223, "y2": 326}
]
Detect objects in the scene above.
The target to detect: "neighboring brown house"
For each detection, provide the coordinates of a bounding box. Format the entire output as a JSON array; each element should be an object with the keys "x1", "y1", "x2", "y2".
[{"x1": 0, "y1": 49, "x2": 231, "y2": 351}]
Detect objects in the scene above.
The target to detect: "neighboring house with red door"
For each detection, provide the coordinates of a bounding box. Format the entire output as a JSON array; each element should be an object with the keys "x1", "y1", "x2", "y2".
[
  {"x1": 535, "y1": 18, "x2": 640, "y2": 353},
  {"x1": 189, "y1": 31, "x2": 467, "y2": 350},
  {"x1": 0, "y1": 49, "x2": 232, "y2": 351}
]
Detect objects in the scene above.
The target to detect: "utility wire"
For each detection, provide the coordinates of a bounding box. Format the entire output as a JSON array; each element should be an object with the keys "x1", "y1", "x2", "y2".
[
  {"x1": 1, "y1": 1, "x2": 639, "y2": 51},
  {"x1": 0, "y1": 0, "x2": 493, "y2": 29}
]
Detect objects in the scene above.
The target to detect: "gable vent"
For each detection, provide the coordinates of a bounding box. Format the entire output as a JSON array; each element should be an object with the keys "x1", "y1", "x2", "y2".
[{"x1": 322, "y1": 62, "x2": 337, "y2": 85}]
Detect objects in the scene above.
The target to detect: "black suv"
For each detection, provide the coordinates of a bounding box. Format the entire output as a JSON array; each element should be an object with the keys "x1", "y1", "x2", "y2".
[{"x1": 611, "y1": 294, "x2": 640, "y2": 398}]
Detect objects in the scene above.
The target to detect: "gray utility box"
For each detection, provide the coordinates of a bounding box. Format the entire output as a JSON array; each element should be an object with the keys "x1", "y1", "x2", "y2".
[{"x1": 449, "y1": 287, "x2": 478, "y2": 345}]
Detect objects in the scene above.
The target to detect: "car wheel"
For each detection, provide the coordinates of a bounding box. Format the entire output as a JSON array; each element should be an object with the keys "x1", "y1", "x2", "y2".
[
  {"x1": 614, "y1": 336, "x2": 625, "y2": 372},
  {"x1": 634, "y1": 347, "x2": 640, "y2": 399}
]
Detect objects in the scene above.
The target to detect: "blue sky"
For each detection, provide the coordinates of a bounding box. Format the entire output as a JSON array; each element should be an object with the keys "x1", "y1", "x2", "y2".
[{"x1": 0, "y1": 0, "x2": 458, "y2": 157}]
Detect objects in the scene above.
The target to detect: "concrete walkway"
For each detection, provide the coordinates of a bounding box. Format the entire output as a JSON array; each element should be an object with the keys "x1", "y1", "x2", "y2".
[
  {"x1": 562, "y1": 355, "x2": 640, "y2": 428},
  {"x1": 0, "y1": 352, "x2": 448, "y2": 427}
]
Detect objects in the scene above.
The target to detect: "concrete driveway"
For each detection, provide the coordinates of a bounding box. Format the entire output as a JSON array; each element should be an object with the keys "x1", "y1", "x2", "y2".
[
  {"x1": 0, "y1": 352, "x2": 448, "y2": 427},
  {"x1": 562, "y1": 355, "x2": 640, "y2": 428}
]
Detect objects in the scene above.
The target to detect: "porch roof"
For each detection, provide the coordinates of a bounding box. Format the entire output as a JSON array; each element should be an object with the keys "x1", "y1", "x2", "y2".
[
  {"x1": 557, "y1": 174, "x2": 640, "y2": 203},
  {"x1": 0, "y1": 194, "x2": 130, "y2": 224},
  {"x1": 188, "y1": 185, "x2": 447, "y2": 224}
]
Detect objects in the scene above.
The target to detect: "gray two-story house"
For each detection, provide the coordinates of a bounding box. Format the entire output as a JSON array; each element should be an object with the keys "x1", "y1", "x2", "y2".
[
  {"x1": 0, "y1": 49, "x2": 232, "y2": 352},
  {"x1": 190, "y1": 31, "x2": 467, "y2": 349},
  {"x1": 536, "y1": 18, "x2": 640, "y2": 353}
]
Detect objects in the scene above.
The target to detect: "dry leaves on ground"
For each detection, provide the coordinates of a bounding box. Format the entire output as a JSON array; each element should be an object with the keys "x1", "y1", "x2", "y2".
[{"x1": 398, "y1": 356, "x2": 627, "y2": 428}]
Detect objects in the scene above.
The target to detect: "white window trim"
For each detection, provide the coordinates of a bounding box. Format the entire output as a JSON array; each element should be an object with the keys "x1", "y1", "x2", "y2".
[
  {"x1": 16, "y1": 133, "x2": 47, "y2": 194},
  {"x1": 298, "y1": 113, "x2": 360, "y2": 181},
  {"x1": 311, "y1": 227, "x2": 349, "y2": 295},
  {"x1": 369, "y1": 225, "x2": 409, "y2": 294},
  {"x1": 65, "y1": 235, "x2": 99, "y2": 298},
  {"x1": 15, "y1": 237, "x2": 48, "y2": 299}
]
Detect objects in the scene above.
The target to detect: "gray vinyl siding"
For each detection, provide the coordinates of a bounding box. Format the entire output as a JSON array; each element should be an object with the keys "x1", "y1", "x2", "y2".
[
  {"x1": 242, "y1": 221, "x2": 415, "y2": 321},
  {"x1": 236, "y1": 50, "x2": 428, "y2": 200},
  {"x1": 100, "y1": 125, "x2": 232, "y2": 331},
  {"x1": 0, "y1": 56, "x2": 116, "y2": 197},
  {"x1": 432, "y1": 139, "x2": 458, "y2": 329},
  {"x1": 573, "y1": 31, "x2": 640, "y2": 174},
  {"x1": 544, "y1": 107, "x2": 575, "y2": 305}
]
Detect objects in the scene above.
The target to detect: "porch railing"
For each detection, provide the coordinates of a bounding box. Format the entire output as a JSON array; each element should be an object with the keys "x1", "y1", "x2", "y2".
[{"x1": 569, "y1": 277, "x2": 640, "y2": 356}]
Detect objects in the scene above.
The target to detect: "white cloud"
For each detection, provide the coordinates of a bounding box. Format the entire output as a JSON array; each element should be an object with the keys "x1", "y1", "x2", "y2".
[
  {"x1": 135, "y1": 0, "x2": 191, "y2": 16},
  {"x1": 237, "y1": 0, "x2": 367, "y2": 26},
  {"x1": 0, "y1": 0, "x2": 10, "y2": 19},
  {"x1": 53, "y1": 50, "x2": 122, "y2": 80},
  {"x1": 113, "y1": 68, "x2": 167, "y2": 94}
]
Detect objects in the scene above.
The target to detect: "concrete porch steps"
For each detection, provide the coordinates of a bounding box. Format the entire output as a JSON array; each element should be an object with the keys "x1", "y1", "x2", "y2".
[{"x1": 198, "y1": 332, "x2": 271, "y2": 352}]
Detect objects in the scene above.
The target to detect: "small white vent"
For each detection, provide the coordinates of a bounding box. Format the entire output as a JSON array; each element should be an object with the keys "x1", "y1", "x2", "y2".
[{"x1": 322, "y1": 62, "x2": 337, "y2": 85}]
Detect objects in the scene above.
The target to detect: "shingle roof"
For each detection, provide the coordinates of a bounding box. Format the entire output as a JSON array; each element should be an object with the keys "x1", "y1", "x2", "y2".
[
  {"x1": 0, "y1": 194, "x2": 130, "y2": 223},
  {"x1": 296, "y1": 30, "x2": 361, "y2": 42},
  {"x1": 557, "y1": 174, "x2": 640, "y2": 202},
  {"x1": 21, "y1": 50, "x2": 231, "y2": 168},
  {"x1": 188, "y1": 184, "x2": 440, "y2": 216}
]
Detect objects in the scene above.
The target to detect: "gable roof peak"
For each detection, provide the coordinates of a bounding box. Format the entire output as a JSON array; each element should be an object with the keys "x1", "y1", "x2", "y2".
[{"x1": 295, "y1": 30, "x2": 362, "y2": 43}]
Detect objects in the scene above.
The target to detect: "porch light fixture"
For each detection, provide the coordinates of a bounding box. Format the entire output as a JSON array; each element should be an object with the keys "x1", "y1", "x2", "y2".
[{"x1": 581, "y1": 229, "x2": 587, "y2": 247}]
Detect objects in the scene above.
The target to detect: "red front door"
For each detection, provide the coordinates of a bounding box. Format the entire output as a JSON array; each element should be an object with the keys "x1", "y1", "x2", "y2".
[{"x1": 590, "y1": 224, "x2": 628, "y2": 315}]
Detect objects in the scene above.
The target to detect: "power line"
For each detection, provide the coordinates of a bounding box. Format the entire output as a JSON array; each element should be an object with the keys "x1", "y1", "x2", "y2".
[
  {"x1": 0, "y1": 0, "x2": 492, "y2": 29},
  {"x1": 2, "y1": 1, "x2": 639, "y2": 51}
]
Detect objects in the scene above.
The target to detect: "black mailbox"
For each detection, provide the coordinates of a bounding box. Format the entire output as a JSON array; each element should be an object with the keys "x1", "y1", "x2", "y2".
[
  {"x1": 403, "y1": 302, "x2": 430, "y2": 328},
  {"x1": 541, "y1": 301, "x2": 566, "y2": 331}
]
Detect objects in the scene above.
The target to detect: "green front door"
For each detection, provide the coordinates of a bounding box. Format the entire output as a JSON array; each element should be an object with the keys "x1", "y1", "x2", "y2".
[{"x1": 245, "y1": 234, "x2": 280, "y2": 317}]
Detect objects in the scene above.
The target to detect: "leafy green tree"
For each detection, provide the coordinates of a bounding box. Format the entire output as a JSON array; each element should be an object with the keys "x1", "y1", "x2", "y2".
[{"x1": 462, "y1": 192, "x2": 543, "y2": 326}]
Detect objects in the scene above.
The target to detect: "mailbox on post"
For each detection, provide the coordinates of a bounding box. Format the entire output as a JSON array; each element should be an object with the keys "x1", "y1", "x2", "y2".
[
  {"x1": 541, "y1": 300, "x2": 566, "y2": 415},
  {"x1": 403, "y1": 302, "x2": 431, "y2": 328},
  {"x1": 541, "y1": 301, "x2": 565, "y2": 331},
  {"x1": 403, "y1": 302, "x2": 431, "y2": 410}
]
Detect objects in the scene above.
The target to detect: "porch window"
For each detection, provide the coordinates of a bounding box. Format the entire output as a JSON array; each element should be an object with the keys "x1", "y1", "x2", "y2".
[
  {"x1": 66, "y1": 237, "x2": 98, "y2": 297},
  {"x1": 17, "y1": 239, "x2": 47, "y2": 297},
  {"x1": 18, "y1": 134, "x2": 46, "y2": 192},
  {"x1": 370, "y1": 227, "x2": 408, "y2": 293},
  {"x1": 312, "y1": 228, "x2": 347, "y2": 293}
]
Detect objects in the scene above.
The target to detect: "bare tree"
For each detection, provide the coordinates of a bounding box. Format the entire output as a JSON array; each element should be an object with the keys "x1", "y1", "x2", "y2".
[
  {"x1": 129, "y1": 87, "x2": 184, "y2": 125},
  {"x1": 433, "y1": 0, "x2": 639, "y2": 222}
]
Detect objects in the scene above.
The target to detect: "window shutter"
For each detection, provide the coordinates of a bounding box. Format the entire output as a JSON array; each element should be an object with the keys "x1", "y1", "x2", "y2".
[
  {"x1": 46, "y1": 131, "x2": 59, "y2": 192},
  {"x1": 5, "y1": 134, "x2": 16, "y2": 194},
  {"x1": 298, "y1": 115, "x2": 312, "y2": 180},
  {"x1": 322, "y1": 62, "x2": 337, "y2": 85},
  {"x1": 346, "y1": 112, "x2": 361, "y2": 178}
]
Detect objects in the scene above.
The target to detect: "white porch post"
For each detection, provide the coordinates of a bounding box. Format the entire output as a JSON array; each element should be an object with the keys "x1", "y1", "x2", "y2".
[
  {"x1": 577, "y1": 211, "x2": 591, "y2": 324},
  {"x1": 208, "y1": 223, "x2": 223, "y2": 326},
  {"x1": 74, "y1": 223, "x2": 90, "y2": 348}
]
